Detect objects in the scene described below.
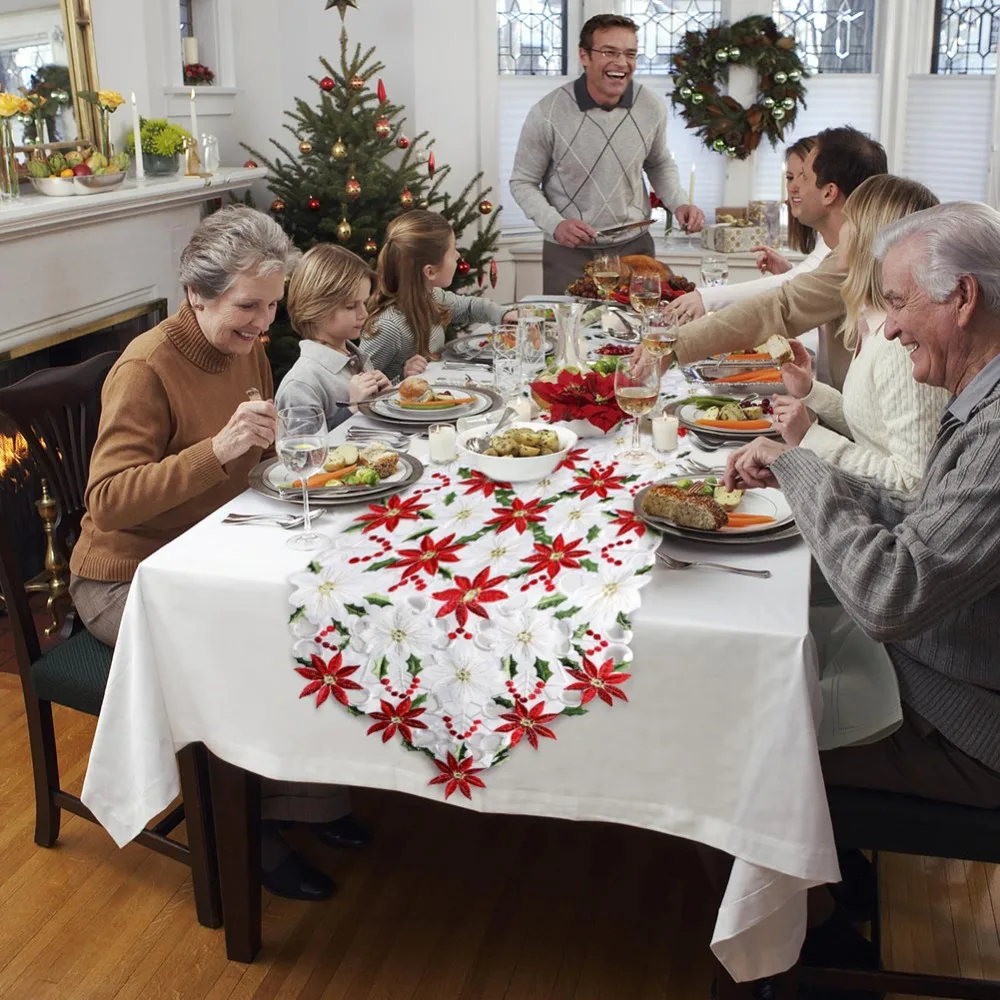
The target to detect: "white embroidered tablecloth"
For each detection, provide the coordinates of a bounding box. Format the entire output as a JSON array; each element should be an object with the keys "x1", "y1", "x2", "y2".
[{"x1": 81, "y1": 364, "x2": 837, "y2": 983}]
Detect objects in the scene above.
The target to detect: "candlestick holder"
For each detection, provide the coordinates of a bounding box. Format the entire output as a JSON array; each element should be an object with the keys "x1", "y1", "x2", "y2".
[{"x1": 183, "y1": 136, "x2": 210, "y2": 177}]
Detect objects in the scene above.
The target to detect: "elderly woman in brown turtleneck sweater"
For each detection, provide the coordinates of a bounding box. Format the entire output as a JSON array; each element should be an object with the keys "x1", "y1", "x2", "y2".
[{"x1": 70, "y1": 205, "x2": 366, "y2": 903}]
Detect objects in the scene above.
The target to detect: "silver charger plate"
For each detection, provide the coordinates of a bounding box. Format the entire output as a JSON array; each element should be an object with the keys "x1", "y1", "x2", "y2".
[
  {"x1": 684, "y1": 361, "x2": 789, "y2": 396},
  {"x1": 442, "y1": 332, "x2": 495, "y2": 364},
  {"x1": 249, "y1": 453, "x2": 425, "y2": 506},
  {"x1": 362, "y1": 385, "x2": 503, "y2": 426}
]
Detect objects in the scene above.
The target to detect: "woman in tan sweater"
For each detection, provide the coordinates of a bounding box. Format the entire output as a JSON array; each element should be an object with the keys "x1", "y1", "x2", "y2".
[{"x1": 70, "y1": 206, "x2": 365, "y2": 902}]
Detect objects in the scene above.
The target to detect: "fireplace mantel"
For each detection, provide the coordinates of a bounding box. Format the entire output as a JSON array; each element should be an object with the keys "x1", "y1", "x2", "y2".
[{"x1": 0, "y1": 167, "x2": 269, "y2": 358}]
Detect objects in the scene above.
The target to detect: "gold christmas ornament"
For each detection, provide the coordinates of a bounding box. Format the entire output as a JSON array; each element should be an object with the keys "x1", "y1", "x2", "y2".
[
  {"x1": 298, "y1": 140, "x2": 313, "y2": 155},
  {"x1": 418, "y1": 199, "x2": 429, "y2": 210},
  {"x1": 336, "y1": 217, "x2": 352, "y2": 242},
  {"x1": 399, "y1": 186, "x2": 414, "y2": 208},
  {"x1": 478, "y1": 199, "x2": 493, "y2": 215},
  {"x1": 349, "y1": 74, "x2": 365, "y2": 91},
  {"x1": 270, "y1": 198, "x2": 286, "y2": 213},
  {"x1": 364, "y1": 236, "x2": 378, "y2": 254},
  {"x1": 331, "y1": 137, "x2": 347, "y2": 160},
  {"x1": 375, "y1": 116, "x2": 391, "y2": 139},
  {"x1": 345, "y1": 175, "x2": 361, "y2": 200}
]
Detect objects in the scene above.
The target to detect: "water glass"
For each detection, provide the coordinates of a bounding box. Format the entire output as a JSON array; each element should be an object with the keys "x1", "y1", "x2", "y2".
[
  {"x1": 491, "y1": 323, "x2": 521, "y2": 400},
  {"x1": 700, "y1": 254, "x2": 729, "y2": 287},
  {"x1": 276, "y1": 405, "x2": 328, "y2": 551},
  {"x1": 517, "y1": 315, "x2": 547, "y2": 384}
]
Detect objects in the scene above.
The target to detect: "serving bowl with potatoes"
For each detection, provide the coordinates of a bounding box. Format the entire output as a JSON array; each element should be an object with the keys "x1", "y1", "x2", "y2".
[{"x1": 456, "y1": 421, "x2": 578, "y2": 483}]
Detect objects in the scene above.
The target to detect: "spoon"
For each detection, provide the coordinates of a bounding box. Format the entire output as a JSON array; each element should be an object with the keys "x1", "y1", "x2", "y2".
[{"x1": 464, "y1": 405, "x2": 518, "y2": 454}]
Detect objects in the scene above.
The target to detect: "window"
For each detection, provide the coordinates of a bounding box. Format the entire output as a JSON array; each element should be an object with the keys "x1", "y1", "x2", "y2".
[
  {"x1": 180, "y1": 0, "x2": 194, "y2": 38},
  {"x1": 772, "y1": 0, "x2": 877, "y2": 74},
  {"x1": 618, "y1": 0, "x2": 722, "y2": 75},
  {"x1": 498, "y1": 0, "x2": 568, "y2": 75},
  {"x1": 933, "y1": 0, "x2": 998, "y2": 74}
]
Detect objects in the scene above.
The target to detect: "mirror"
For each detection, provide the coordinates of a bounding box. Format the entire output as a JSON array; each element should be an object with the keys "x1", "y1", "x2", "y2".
[{"x1": 0, "y1": 0, "x2": 99, "y2": 152}]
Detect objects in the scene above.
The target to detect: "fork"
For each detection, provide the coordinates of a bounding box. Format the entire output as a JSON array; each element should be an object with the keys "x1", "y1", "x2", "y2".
[
  {"x1": 656, "y1": 550, "x2": 771, "y2": 579},
  {"x1": 223, "y1": 510, "x2": 326, "y2": 528}
]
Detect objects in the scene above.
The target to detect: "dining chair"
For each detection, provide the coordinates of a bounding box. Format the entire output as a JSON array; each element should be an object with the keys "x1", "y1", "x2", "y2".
[
  {"x1": 795, "y1": 786, "x2": 1000, "y2": 999},
  {"x1": 0, "y1": 353, "x2": 222, "y2": 929}
]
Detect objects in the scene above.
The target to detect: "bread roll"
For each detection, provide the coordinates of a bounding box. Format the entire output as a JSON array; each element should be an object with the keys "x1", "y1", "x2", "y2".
[{"x1": 398, "y1": 376, "x2": 432, "y2": 402}]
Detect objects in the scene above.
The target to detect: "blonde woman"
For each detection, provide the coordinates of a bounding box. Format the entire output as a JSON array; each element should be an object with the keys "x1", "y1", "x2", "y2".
[
  {"x1": 772, "y1": 174, "x2": 951, "y2": 489},
  {"x1": 363, "y1": 210, "x2": 515, "y2": 382},
  {"x1": 277, "y1": 244, "x2": 390, "y2": 429}
]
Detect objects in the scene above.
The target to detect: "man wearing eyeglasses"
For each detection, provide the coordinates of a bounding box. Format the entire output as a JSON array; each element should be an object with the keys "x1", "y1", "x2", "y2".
[{"x1": 511, "y1": 13, "x2": 705, "y2": 295}]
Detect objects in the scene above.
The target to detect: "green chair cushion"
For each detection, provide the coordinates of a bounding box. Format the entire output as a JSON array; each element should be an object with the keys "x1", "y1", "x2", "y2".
[{"x1": 30, "y1": 629, "x2": 113, "y2": 717}]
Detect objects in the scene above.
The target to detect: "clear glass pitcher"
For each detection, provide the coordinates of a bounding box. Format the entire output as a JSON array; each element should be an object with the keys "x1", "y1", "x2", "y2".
[{"x1": 553, "y1": 301, "x2": 589, "y2": 370}]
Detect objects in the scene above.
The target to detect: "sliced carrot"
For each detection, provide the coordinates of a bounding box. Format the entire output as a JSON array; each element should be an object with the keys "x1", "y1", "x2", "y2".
[
  {"x1": 713, "y1": 368, "x2": 783, "y2": 383},
  {"x1": 292, "y1": 464, "x2": 358, "y2": 489},
  {"x1": 725, "y1": 513, "x2": 777, "y2": 527},
  {"x1": 695, "y1": 418, "x2": 772, "y2": 430},
  {"x1": 397, "y1": 396, "x2": 476, "y2": 409},
  {"x1": 727, "y1": 352, "x2": 771, "y2": 361}
]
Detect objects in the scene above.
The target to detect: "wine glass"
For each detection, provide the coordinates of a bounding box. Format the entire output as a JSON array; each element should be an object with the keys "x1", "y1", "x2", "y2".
[
  {"x1": 276, "y1": 404, "x2": 328, "y2": 551},
  {"x1": 700, "y1": 254, "x2": 729, "y2": 287},
  {"x1": 592, "y1": 253, "x2": 620, "y2": 301},
  {"x1": 614, "y1": 355, "x2": 660, "y2": 463},
  {"x1": 642, "y1": 306, "x2": 679, "y2": 374},
  {"x1": 628, "y1": 273, "x2": 662, "y2": 339}
]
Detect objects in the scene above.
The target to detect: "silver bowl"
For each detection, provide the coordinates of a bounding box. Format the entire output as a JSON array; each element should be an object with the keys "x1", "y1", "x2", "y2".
[
  {"x1": 29, "y1": 176, "x2": 77, "y2": 197},
  {"x1": 73, "y1": 172, "x2": 127, "y2": 195}
]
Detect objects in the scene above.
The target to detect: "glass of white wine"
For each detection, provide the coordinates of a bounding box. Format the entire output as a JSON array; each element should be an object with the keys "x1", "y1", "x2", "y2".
[
  {"x1": 700, "y1": 254, "x2": 729, "y2": 287},
  {"x1": 642, "y1": 306, "x2": 679, "y2": 374},
  {"x1": 614, "y1": 355, "x2": 659, "y2": 463},
  {"x1": 276, "y1": 404, "x2": 328, "y2": 551},
  {"x1": 592, "y1": 253, "x2": 620, "y2": 300},
  {"x1": 629, "y1": 273, "x2": 662, "y2": 337}
]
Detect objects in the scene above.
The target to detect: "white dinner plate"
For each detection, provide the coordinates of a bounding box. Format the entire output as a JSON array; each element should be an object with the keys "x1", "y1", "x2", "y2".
[
  {"x1": 676, "y1": 403, "x2": 779, "y2": 440},
  {"x1": 367, "y1": 385, "x2": 498, "y2": 424},
  {"x1": 250, "y1": 453, "x2": 424, "y2": 505}
]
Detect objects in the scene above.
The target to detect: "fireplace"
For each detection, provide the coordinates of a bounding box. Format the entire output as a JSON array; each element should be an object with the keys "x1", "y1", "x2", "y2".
[{"x1": 0, "y1": 299, "x2": 169, "y2": 631}]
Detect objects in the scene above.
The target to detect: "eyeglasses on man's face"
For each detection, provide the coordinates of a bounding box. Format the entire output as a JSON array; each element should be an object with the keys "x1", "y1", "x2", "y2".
[{"x1": 585, "y1": 47, "x2": 638, "y2": 62}]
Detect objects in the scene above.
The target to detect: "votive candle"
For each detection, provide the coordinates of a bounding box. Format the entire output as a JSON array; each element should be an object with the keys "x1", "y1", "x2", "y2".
[
  {"x1": 428, "y1": 423, "x2": 457, "y2": 464},
  {"x1": 652, "y1": 414, "x2": 679, "y2": 452}
]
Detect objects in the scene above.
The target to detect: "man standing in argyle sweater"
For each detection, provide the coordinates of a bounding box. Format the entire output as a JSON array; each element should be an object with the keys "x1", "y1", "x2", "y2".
[{"x1": 511, "y1": 13, "x2": 705, "y2": 295}]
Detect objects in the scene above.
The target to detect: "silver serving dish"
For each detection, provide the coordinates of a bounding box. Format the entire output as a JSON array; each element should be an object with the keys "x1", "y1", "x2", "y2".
[
  {"x1": 683, "y1": 362, "x2": 788, "y2": 396},
  {"x1": 30, "y1": 172, "x2": 127, "y2": 197}
]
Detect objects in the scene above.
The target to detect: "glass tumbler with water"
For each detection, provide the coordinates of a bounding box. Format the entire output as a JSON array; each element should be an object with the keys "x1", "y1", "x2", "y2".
[
  {"x1": 491, "y1": 323, "x2": 521, "y2": 400},
  {"x1": 700, "y1": 254, "x2": 729, "y2": 287},
  {"x1": 276, "y1": 404, "x2": 328, "y2": 551},
  {"x1": 517, "y1": 312, "x2": 547, "y2": 385}
]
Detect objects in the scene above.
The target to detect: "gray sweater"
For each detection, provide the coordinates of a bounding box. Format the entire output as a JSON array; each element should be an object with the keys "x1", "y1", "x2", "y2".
[
  {"x1": 363, "y1": 288, "x2": 506, "y2": 382},
  {"x1": 510, "y1": 76, "x2": 688, "y2": 244},
  {"x1": 772, "y1": 354, "x2": 1000, "y2": 771},
  {"x1": 275, "y1": 339, "x2": 369, "y2": 430}
]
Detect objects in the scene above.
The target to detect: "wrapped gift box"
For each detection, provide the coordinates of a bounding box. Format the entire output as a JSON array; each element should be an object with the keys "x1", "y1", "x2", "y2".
[{"x1": 701, "y1": 223, "x2": 769, "y2": 254}]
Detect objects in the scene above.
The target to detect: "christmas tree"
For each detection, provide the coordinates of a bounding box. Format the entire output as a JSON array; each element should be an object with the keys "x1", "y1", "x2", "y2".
[{"x1": 243, "y1": 18, "x2": 501, "y2": 384}]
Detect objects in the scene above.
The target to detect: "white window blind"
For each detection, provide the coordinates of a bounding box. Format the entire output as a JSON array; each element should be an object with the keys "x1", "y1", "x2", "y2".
[
  {"x1": 497, "y1": 75, "x2": 726, "y2": 231},
  {"x1": 752, "y1": 74, "x2": 882, "y2": 200},
  {"x1": 901, "y1": 75, "x2": 994, "y2": 202}
]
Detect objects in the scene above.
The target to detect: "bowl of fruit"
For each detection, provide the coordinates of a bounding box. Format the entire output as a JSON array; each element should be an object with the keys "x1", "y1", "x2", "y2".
[{"x1": 27, "y1": 149, "x2": 131, "y2": 197}]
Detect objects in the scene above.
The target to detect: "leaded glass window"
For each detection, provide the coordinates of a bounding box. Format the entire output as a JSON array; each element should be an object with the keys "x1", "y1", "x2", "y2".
[
  {"x1": 619, "y1": 0, "x2": 721, "y2": 75},
  {"x1": 933, "y1": 1, "x2": 999, "y2": 74},
  {"x1": 772, "y1": 0, "x2": 877, "y2": 74},
  {"x1": 498, "y1": 0, "x2": 567, "y2": 76}
]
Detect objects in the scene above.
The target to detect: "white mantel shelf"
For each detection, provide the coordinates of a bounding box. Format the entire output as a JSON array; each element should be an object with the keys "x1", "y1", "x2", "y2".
[{"x1": 0, "y1": 167, "x2": 268, "y2": 243}]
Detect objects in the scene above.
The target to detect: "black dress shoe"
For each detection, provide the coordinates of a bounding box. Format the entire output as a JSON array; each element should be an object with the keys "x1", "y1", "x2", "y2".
[
  {"x1": 261, "y1": 851, "x2": 336, "y2": 901},
  {"x1": 311, "y1": 814, "x2": 373, "y2": 849}
]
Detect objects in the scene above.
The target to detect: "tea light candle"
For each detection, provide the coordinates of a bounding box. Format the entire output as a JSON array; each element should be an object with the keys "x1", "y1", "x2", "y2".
[
  {"x1": 509, "y1": 396, "x2": 531, "y2": 421},
  {"x1": 428, "y1": 423, "x2": 456, "y2": 464},
  {"x1": 652, "y1": 414, "x2": 678, "y2": 452}
]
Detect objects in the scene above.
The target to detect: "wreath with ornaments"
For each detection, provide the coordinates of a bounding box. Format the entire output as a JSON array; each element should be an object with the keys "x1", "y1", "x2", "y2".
[{"x1": 671, "y1": 15, "x2": 808, "y2": 161}]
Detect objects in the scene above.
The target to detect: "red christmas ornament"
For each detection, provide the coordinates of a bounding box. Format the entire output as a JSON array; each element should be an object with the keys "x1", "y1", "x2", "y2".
[
  {"x1": 456, "y1": 258, "x2": 471, "y2": 276},
  {"x1": 270, "y1": 198, "x2": 286, "y2": 213},
  {"x1": 243, "y1": 159, "x2": 258, "y2": 169},
  {"x1": 320, "y1": 76, "x2": 335, "y2": 92},
  {"x1": 363, "y1": 236, "x2": 378, "y2": 254},
  {"x1": 400, "y1": 186, "x2": 414, "y2": 208},
  {"x1": 427, "y1": 151, "x2": 436, "y2": 178},
  {"x1": 478, "y1": 199, "x2": 493, "y2": 215},
  {"x1": 649, "y1": 191, "x2": 662, "y2": 209},
  {"x1": 477, "y1": 272, "x2": 485, "y2": 287},
  {"x1": 345, "y1": 175, "x2": 361, "y2": 200},
  {"x1": 307, "y1": 196, "x2": 321, "y2": 211},
  {"x1": 349, "y1": 74, "x2": 365, "y2": 91},
  {"x1": 396, "y1": 135, "x2": 410, "y2": 150},
  {"x1": 377, "y1": 79, "x2": 387, "y2": 103},
  {"x1": 375, "y1": 116, "x2": 391, "y2": 139},
  {"x1": 490, "y1": 259, "x2": 498, "y2": 289}
]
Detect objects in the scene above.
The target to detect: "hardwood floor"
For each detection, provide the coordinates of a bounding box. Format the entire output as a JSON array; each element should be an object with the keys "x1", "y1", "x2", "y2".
[{"x1": 1, "y1": 662, "x2": 1000, "y2": 999}]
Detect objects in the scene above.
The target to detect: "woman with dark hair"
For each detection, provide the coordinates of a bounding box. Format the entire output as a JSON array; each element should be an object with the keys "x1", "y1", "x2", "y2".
[{"x1": 669, "y1": 136, "x2": 830, "y2": 324}]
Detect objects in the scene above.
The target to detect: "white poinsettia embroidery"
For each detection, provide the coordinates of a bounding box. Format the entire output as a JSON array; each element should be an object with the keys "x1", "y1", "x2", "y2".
[
  {"x1": 462, "y1": 530, "x2": 536, "y2": 577},
  {"x1": 420, "y1": 643, "x2": 506, "y2": 733},
  {"x1": 510, "y1": 466, "x2": 575, "y2": 501},
  {"x1": 543, "y1": 494, "x2": 608, "y2": 540},
  {"x1": 288, "y1": 561, "x2": 368, "y2": 625},
  {"x1": 557, "y1": 555, "x2": 653, "y2": 628},
  {"x1": 432, "y1": 493, "x2": 494, "y2": 538},
  {"x1": 487, "y1": 607, "x2": 568, "y2": 665},
  {"x1": 353, "y1": 603, "x2": 436, "y2": 663}
]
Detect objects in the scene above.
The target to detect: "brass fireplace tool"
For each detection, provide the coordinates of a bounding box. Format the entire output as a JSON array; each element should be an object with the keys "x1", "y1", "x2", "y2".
[{"x1": 24, "y1": 478, "x2": 71, "y2": 637}]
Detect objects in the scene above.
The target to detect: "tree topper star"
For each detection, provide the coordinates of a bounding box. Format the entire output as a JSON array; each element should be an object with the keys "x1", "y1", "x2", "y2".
[{"x1": 326, "y1": 0, "x2": 358, "y2": 16}]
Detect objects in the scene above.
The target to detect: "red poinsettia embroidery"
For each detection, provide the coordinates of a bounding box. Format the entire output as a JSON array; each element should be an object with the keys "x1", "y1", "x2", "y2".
[
  {"x1": 355, "y1": 493, "x2": 430, "y2": 533},
  {"x1": 460, "y1": 468, "x2": 511, "y2": 498},
  {"x1": 571, "y1": 465, "x2": 628, "y2": 500},
  {"x1": 432, "y1": 566, "x2": 508, "y2": 626},
  {"x1": 496, "y1": 700, "x2": 559, "y2": 749},
  {"x1": 392, "y1": 532, "x2": 464, "y2": 580},
  {"x1": 557, "y1": 447, "x2": 589, "y2": 472},
  {"x1": 366, "y1": 697, "x2": 428, "y2": 743},
  {"x1": 295, "y1": 651, "x2": 363, "y2": 707},
  {"x1": 521, "y1": 533, "x2": 590, "y2": 579},
  {"x1": 429, "y1": 751, "x2": 487, "y2": 800},
  {"x1": 608, "y1": 508, "x2": 647, "y2": 538},
  {"x1": 485, "y1": 496, "x2": 548, "y2": 535},
  {"x1": 567, "y1": 656, "x2": 631, "y2": 706}
]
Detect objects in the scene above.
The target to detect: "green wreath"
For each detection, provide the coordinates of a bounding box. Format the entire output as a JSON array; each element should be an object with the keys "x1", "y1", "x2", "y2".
[{"x1": 671, "y1": 15, "x2": 808, "y2": 160}]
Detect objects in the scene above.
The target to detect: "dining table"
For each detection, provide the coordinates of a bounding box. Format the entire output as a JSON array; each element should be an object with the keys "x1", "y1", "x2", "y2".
[{"x1": 80, "y1": 333, "x2": 840, "y2": 986}]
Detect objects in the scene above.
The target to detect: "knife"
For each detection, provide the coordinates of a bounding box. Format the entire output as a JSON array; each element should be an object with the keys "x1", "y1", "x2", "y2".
[{"x1": 595, "y1": 218, "x2": 655, "y2": 238}]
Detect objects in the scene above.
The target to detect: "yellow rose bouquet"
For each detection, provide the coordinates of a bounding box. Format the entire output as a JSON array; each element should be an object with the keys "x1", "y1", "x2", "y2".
[
  {"x1": 96, "y1": 90, "x2": 125, "y2": 112},
  {"x1": 0, "y1": 93, "x2": 28, "y2": 199},
  {"x1": 0, "y1": 93, "x2": 30, "y2": 118},
  {"x1": 78, "y1": 88, "x2": 126, "y2": 159}
]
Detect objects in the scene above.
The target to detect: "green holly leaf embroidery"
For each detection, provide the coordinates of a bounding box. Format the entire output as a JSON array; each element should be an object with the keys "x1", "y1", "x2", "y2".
[
  {"x1": 616, "y1": 611, "x2": 632, "y2": 630},
  {"x1": 403, "y1": 526, "x2": 436, "y2": 542},
  {"x1": 289, "y1": 607, "x2": 305, "y2": 623},
  {"x1": 535, "y1": 658, "x2": 552, "y2": 683},
  {"x1": 561, "y1": 705, "x2": 589, "y2": 716},
  {"x1": 553, "y1": 605, "x2": 582, "y2": 620},
  {"x1": 580, "y1": 559, "x2": 600, "y2": 572},
  {"x1": 407, "y1": 654, "x2": 422, "y2": 677},
  {"x1": 586, "y1": 525, "x2": 602, "y2": 542},
  {"x1": 364, "y1": 594, "x2": 392, "y2": 607},
  {"x1": 535, "y1": 592, "x2": 567, "y2": 611},
  {"x1": 443, "y1": 492, "x2": 456, "y2": 506},
  {"x1": 493, "y1": 695, "x2": 515, "y2": 709},
  {"x1": 344, "y1": 603, "x2": 367, "y2": 617}
]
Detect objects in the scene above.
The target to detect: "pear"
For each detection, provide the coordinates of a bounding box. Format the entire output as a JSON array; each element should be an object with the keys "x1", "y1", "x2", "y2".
[{"x1": 86, "y1": 151, "x2": 108, "y2": 171}]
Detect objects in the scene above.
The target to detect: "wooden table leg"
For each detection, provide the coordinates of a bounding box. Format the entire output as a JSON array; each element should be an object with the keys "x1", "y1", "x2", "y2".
[
  {"x1": 176, "y1": 743, "x2": 222, "y2": 929},
  {"x1": 207, "y1": 751, "x2": 261, "y2": 962}
]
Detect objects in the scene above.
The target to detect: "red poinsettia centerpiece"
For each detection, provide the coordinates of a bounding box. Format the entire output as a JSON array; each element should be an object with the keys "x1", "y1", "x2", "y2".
[{"x1": 530, "y1": 369, "x2": 625, "y2": 433}]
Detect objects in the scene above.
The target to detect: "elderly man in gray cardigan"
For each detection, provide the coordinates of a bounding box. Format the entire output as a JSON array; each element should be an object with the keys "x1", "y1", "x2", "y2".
[{"x1": 728, "y1": 201, "x2": 1000, "y2": 810}]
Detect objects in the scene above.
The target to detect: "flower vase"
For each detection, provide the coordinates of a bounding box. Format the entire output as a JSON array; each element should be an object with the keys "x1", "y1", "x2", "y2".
[
  {"x1": 0, "y1": 118, "x2": 18, "y2": 202},
  {"x1": 553, "y1": 301, "x2": 589, "y2": 371},
  {"x1": 98, "y1": 108, "x2": 112, "y2": 159}
]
